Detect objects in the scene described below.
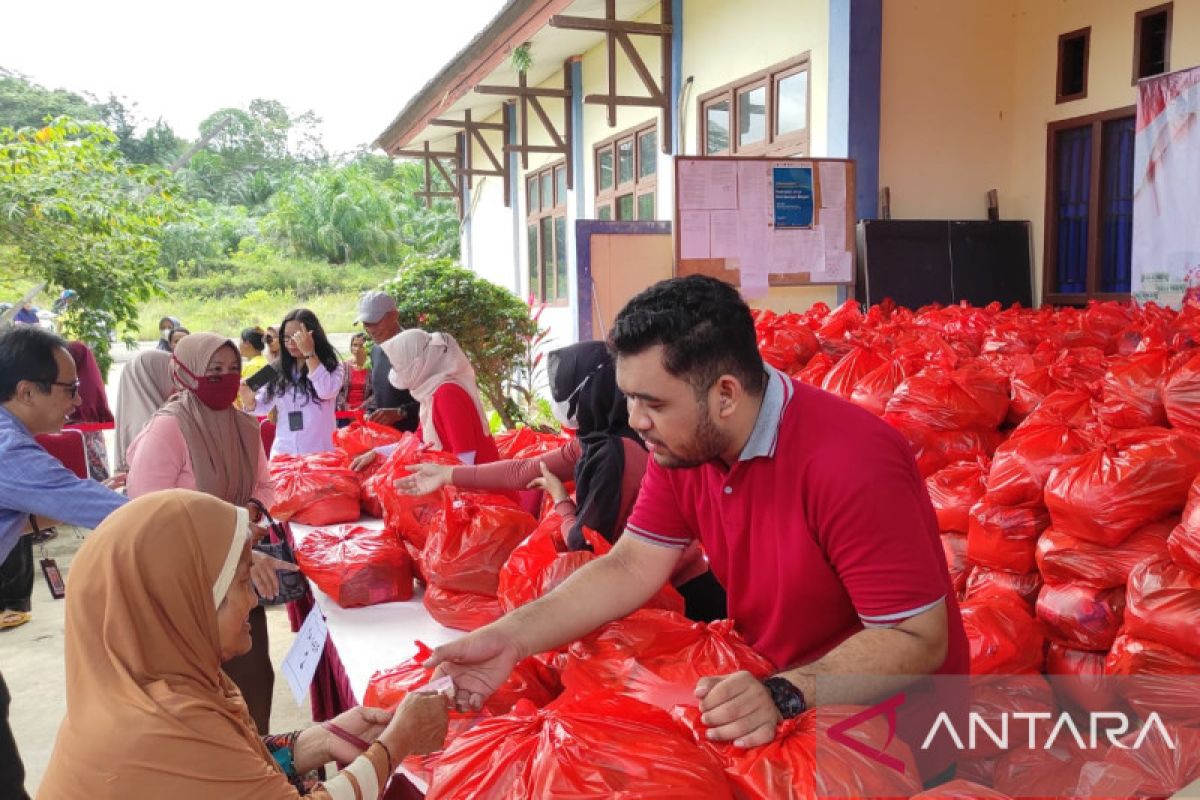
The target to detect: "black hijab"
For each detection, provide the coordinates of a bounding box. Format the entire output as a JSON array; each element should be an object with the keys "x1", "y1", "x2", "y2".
[{"x1": 547, "y1": 341, "x2": 644, "y2": 550}]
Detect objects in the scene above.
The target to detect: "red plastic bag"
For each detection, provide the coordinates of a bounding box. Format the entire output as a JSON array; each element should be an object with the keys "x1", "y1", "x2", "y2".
[
  {"x1": 967, "y1": 675, "x2": 1057, "y2": 758},
  {"x1": 1124, "y1": 555, "x2": 1200, "y2": 659},
  {"x1": 1035, "y1": 519, "x2": 1171, "y2": 589},
  {"x1": 927, "y1": 459, "x2": 989, "y2": 534},
  {"x1": 1164, "y1": 350, "x2": 1200, "y2": 437},
  {"x1": 963, "y1": 567, "x2": 1042, "y2": 609},
  {"x1": 849, "y1": 360, "x2": 909, "y2": 416},
  {"x1": 269, "y1": 451, "x2": 362, "y2": 525},
  {"x1": 367, "y1": 435, "x2": 460, "y2": 550},
  {"x1": 422, "y1": 583, "x2": 503, "y2": 631},
  {"x1": 363, "y1": 640, "x2": 560, "y2": 716},
  {"x1": 992, "y1": 739, "x2": 1087, "y2": 799},
  {"x1": 960, "y1": 594, "x2": 1045, "y2": 675},
  {"x1": 332, "y1": 419, "x2": 405, "y2": 457},
  {"x1": 294, "y1": 524, "x2": 413, "y2": 608},
  {"x1": 1096, "y1": 349, "x2": 1170, "y2": 429},
  {"x1": 673, "y1": 705, "x2": 922, "y2": 800},
  {"x1": 558, "y1": 609, "x2": 775, "y2": 711},
  {"x1": 911, "y1": 779, "x2": 1011, "y2": 799},
  {"x1": 1007, "y1": 350, "x2": 1106, "y2": 424},
  {"x1": 496, "y1": 515, "x2": 684, "y2": 615},
  {"x1": 1043, "y1": 427, "x2": 1200, "y2": 547},
  {"x1": 794, "y1": 352, "x2": 833, "y2": 385},
  {"x1": 423, "y1": 493, "x2": 538, "y2": 596},
  {"x1": 494, "y1": 427, "x2": 569, "y2": 460},
  {"x1": 1106, "y1": 634, "x2": 1200, "y2": 726},
  {"x1": 427, "y1": 694, "x2": 734, "y2": 800},
  {"x1": 820, "y1": 346, "x2": 885, "y2": 399},
  {"x1": 966, "y1": 500, "x2": 1049, "y2": 575},
  {"x1": 1075, "y1": 727, "x2": 1200, "y2": 799},
  {"x1": 885, "y1": 418, "x2": 1005, "y2": 478},
  {"x1": 1036, "y1": 583, "x2": 1125, "y2": 651},
  {"x1": 1169, "y1": 475, "x2": 1200, "y2": 572},
  {"x1": 885, "y1": 364, "x2": 1010, "y2": 431},
  {"x1": 942, "y1": 533, "x2": 971, "y2": 596},
  {"x1": 758, "y1": 322, "x2": 820, "y2": 374},
  {"x1": 1045, "y1": 642, "x2": 1119, "y2": 714},
  {"x1": 985, "y1": 422, "x2": 1099, "y2": 507}
]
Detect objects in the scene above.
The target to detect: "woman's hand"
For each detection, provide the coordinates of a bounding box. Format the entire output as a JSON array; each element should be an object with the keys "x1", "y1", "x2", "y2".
[
  {"x1": 380, "y1": 693, "x2": 450, "y2": 757},
  {"x1": 291, "y1": 324, "x2": 316, "y2": 358},
  {"x1": 527, "y1": 461, "x2": 569, "y2": 504},
  {"x1": 249, "y1": 549, "x2": 300, "y2": 599},
  {"x1": 103, "y1": 472, "x2": 127, "y2": 491},
  {"x1": 238, "y1": 382, "x2": 257, "y2": 410},
  {"x1": 394, "y1": 463, "x2": 454, "y2": 495},
  {"x1": 325, "y1": 706, "x2": 393, "y2": 765},
  {"x1": 350, "y1": 449, "x2": 378, "y2": 472}
]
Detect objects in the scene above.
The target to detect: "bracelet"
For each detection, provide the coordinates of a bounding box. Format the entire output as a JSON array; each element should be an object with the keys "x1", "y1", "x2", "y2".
[{"x1": 373, "y1": 738, "x2": 394, "y2": 772}]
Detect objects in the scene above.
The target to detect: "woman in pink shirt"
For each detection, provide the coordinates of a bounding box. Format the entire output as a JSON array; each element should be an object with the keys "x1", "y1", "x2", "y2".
[
  {"x1": 397, "y1": 341, "x2": 727, "y2": 621},
  {"x1": 124, "y1": 332, "x2": 284, "y2": 733}
]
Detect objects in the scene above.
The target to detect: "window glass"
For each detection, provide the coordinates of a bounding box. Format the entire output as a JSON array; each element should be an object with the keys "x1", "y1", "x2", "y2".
[
  {"x1": 637, "y1": 192, "x2": 655, "y2": 221},
  {"x1": 638, "y1": 129, "x2": 657, "y2": 178},
  {"x1": 554, "y1": 217, "x2": 568, "y2": 300},
  {"x1": 738, "y1": 85, "x2": 767, "y2": 146},
  {"x1": 777, "y1": 71, "x2": 808, "y2": 135},
  {"x1": 616, "y1": 194, "x2": 635, "y2": 220},
  {"x1": 617, "y1": 139, "x2": 634, "y2": 184},
  {"x1": 555, "y1": 166, "x2": 567, "y2": 205},
  {"x1": 527, "y1": 176, "x2": 539, "y2": 212},
  {"x1": 705, "y1": 100, "x2": 730, "y2": 154},
  {"x1": 598, "y1": 148, "x2": 614, "y2": 191}
]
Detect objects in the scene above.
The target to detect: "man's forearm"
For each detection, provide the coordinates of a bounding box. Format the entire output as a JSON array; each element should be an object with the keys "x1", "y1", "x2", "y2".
[{"x1": 494, "y1": 551, "x2": 661, "y2": 660}]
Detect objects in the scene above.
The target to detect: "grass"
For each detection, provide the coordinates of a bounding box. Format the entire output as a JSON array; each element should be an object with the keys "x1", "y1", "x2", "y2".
[{"x1": 136, "y1": 289, "x2": 364, "y2": 339}]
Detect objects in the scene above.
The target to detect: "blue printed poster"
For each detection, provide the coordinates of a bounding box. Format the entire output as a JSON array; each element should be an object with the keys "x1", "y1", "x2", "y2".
[{"x1": 772, "y1": 166, "x2": 814, "y2": 228}]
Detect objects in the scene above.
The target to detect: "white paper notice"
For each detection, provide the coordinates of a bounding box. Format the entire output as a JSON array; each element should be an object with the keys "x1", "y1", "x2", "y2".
[
  {"x1": 827, "y1": 251, "x2": 854, "y2": 282},
  {"x1": 823, "y1": 212, "x2": 847, "y2": 257},
  {"x1": 679, "y1": 160, "x2": 739, "y2": 210},
  {"x1": 819, "y1": 162, "x2": 847, "y2": 209},
  {"x1": 741, "y1": 267, "x2": 770, "y2": 299},
  {"x1": 680, "y1": 211, "x2": 712, "y2": 259},
  {"x1": 679, "y1": 163, "x2": 709, "y2": 210},
  {"x1": 770, "y1": 226, "x2": 824, "y2": 274},
  {"x1": 710, "y1": 211, "x2": 741, "y2": 259},
  {"x1": 738, "y1": 209, "x2": 769, "y2": 278},
  {"x1": 737, "y1": 161, "x2": 768, "y2": 211},
  {"x1": 283, "y1": 605, "x2": 329, "y2": 705}
]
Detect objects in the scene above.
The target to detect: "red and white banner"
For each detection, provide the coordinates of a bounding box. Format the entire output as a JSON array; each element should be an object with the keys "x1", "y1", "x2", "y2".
[{"x1": 1132, "y1": 66, "x2": 1200, "y2": 307}]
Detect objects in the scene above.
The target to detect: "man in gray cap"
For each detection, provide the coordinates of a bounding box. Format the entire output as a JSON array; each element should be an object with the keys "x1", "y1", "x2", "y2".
[{"x1": 355, "y1": 290, "x2": 419, "y2": 432}]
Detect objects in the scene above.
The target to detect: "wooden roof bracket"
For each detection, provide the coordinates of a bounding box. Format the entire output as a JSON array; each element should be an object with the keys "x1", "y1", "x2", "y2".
[
  {"x1": 476, "y1": 58, "x2": 576, "y2": 190},
  {"x1": 393, "y1": 138, "x2": 464, "y2": 219},
  {"x1": 423, "y1": 109, "x2": 514, "y2": 208},
  {"x1": 549, "y1": 0, "x2": 673, "y2": 153}
]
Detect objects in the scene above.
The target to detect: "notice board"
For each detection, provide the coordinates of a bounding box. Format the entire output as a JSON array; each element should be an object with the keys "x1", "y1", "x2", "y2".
[{"x1": 674, "y1": 156, "x2": 856, "y2": 295}]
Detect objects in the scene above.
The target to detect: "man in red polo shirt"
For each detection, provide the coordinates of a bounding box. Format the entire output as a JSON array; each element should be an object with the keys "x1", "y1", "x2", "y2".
[{"x1": 426, "y1": 275, "x2": 968, "y2": 781}]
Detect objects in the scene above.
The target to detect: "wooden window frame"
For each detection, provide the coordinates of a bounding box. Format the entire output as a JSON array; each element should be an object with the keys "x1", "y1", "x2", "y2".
[
  {"x1": 1133, "y1": 2, "x2": 1172, "y2": 84},
  {"x1": 594, "y1": 121, "x2": 658, "y2": 221},
  {"x1": 697, "y1": 53, "x2": 811, "y2": 157},
  {"x1": 1056, "y1": 27, "x2": 1090, "y2": 104},
  {"x1": 1042, "y1": 106, "x2": 1136, "y2": 306},
  {"x1": 526, "y1": 160, "x2": 569, "y2": 306}
]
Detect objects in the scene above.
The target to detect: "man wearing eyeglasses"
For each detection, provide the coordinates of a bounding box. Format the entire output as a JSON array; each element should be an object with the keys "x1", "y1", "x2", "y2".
[{"x1": 0, "y1": 326, "x2": 127, "y2": 800}]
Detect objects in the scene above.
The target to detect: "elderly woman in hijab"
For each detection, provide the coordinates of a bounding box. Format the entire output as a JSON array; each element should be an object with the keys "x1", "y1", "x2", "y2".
[
  {"x1": 124, "y1": 332, "x2": 283, "y2": 733},
  {"x1": 66, "y1": 341, "x2": 115, "y2": 481},
  {"x1": 392, "y1": 341, "x2": 728, "y2": 622},
  {"x1": 113, "y1": 350, "x2": 175, "y2": 473},
  {"x1": 37, "y1": 490, "x2": 449, "y2": 800},
  {"x1": 350, "y1": 329, "x2": 500, "y2": 469}
]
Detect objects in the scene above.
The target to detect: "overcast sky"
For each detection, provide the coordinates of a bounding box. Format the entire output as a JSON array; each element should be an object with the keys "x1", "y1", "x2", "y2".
[{"x1": 1, "y1": 0, "x2": 507, "y2": 154}]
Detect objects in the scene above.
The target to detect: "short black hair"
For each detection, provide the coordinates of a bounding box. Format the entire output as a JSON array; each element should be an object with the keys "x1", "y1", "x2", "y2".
[
  {"x1": 241, "y1": 327, "x2": 265, "y2": 352},
  {"x1": 350, "y1": 332, "x2": 366, "y2": 345},
  {"x1": 610, "y1": 275, "x2": 765, "y2": 396},
  {"x1": 0, "y1": 326, "x2": 70, "y2": 402}
]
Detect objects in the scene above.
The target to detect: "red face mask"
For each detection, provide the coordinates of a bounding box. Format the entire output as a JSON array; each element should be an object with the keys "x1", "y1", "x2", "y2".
[{"x1": 174, "y1": 358, "x2": 241, "y2": 410}]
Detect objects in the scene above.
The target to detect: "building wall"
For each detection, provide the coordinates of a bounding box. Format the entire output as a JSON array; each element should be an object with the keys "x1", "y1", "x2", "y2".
[{"x1": 879, "y1": 0, "x2": 1200, "y2": 303}]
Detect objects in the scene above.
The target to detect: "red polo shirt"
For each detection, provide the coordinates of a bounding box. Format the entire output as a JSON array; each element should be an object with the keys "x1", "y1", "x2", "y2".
[{"x1": 626, "y1": 367, "x2": 969, "y2": 676}]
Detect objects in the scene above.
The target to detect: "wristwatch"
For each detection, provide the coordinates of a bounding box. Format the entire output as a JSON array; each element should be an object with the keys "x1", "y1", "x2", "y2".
[{"x1": 763, "y1": 676, "x2": 807, "y2": 719}]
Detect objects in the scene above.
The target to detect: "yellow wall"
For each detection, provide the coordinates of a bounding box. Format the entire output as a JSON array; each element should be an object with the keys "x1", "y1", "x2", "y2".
[
  {"x1": 878, "y1": 0, "x2": 1017, "y2": 220},
  {"x1": 880, "y1": 0, "x2": 1200, "y2": 303},
  {"x1": 681, "y1": 0, "x2": 830, "y2": 157}
]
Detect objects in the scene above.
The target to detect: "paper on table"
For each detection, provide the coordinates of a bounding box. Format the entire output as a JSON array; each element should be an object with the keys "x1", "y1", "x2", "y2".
[
  {"x1": 283, "y1": 604, "x2": 329, "y2": 705},
  {"x1": 680, "y1": 211, "x2": 711, "y2": 259},
  {"x1": 710, "y1": 210, "x2": 741, "y2": 258},
  {"x1": 737, "y1": 161, "x2": 769, "y2": 210},
  {"x1": 819, "y1": 161, "x2": 847, "y2": 209}
]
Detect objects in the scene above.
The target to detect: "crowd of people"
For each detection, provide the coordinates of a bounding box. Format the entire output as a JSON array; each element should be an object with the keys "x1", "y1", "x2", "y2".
[{"x1": 0, "y1": 276, "x2": 967, "y2": 798}]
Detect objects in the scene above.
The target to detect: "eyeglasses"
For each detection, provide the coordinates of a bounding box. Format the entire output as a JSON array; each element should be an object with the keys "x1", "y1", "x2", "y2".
[{"x1": 45, "y1": 381, "x2": 80, "y2": 398}]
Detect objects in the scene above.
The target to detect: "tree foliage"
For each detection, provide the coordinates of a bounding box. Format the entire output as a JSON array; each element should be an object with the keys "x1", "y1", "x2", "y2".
[
  {"x1": 384, "y1": 259, "x2": 538, "y2": 428},
  {"x1": 0, "y1": 117, "x2": 178, "y2": 372}
]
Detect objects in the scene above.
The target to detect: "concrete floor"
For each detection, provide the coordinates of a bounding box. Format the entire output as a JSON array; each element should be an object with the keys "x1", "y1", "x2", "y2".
[{"x1": 4, "y1": 338, "x2": 328, "y2": 796}]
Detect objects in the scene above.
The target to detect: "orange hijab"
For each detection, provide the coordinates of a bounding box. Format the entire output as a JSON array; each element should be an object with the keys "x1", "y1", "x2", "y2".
[{"x1": 37, "y1": 490, "x2": 302, "y2": 800}]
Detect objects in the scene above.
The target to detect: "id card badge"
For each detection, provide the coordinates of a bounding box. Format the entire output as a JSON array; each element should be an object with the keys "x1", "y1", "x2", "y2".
[
  {"x1": 41, "y1": 558, "x2": 65, "y2": 599},
  {"x1": 288, "y1": 411, "x2": 305, "y2": 432}
]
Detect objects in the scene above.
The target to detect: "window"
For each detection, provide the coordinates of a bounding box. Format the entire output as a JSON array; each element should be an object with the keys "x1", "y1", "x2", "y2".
[
  {"x1": 1134, "y1": 3, "x2": 1172, "y2": 82},
  {"x1": 594, "y1": 121, "x2": 658, "y2": 221},
  {"x1": 526, "y1": 161, "x2": 568, "y2": 304},
  {"x1": 1044, "y1": 108, "x2": 1136, "y2": 303},
  {"x1": 698, "y1": 53, "x2": 811, "y2": 156},
  {"x1": 1056, "y1": 27, "x2": 1090, "y2": 103}
]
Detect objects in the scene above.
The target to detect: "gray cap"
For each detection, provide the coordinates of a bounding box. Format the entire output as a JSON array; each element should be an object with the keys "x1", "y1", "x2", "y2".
[{"x1": 355, "y1": 290, "x2": 397, "y2": 325}]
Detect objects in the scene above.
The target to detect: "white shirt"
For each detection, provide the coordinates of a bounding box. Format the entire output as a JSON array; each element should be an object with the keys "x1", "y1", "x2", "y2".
[{"x1": 255, "y1": 363, "x2": 345, "y2": 457}]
